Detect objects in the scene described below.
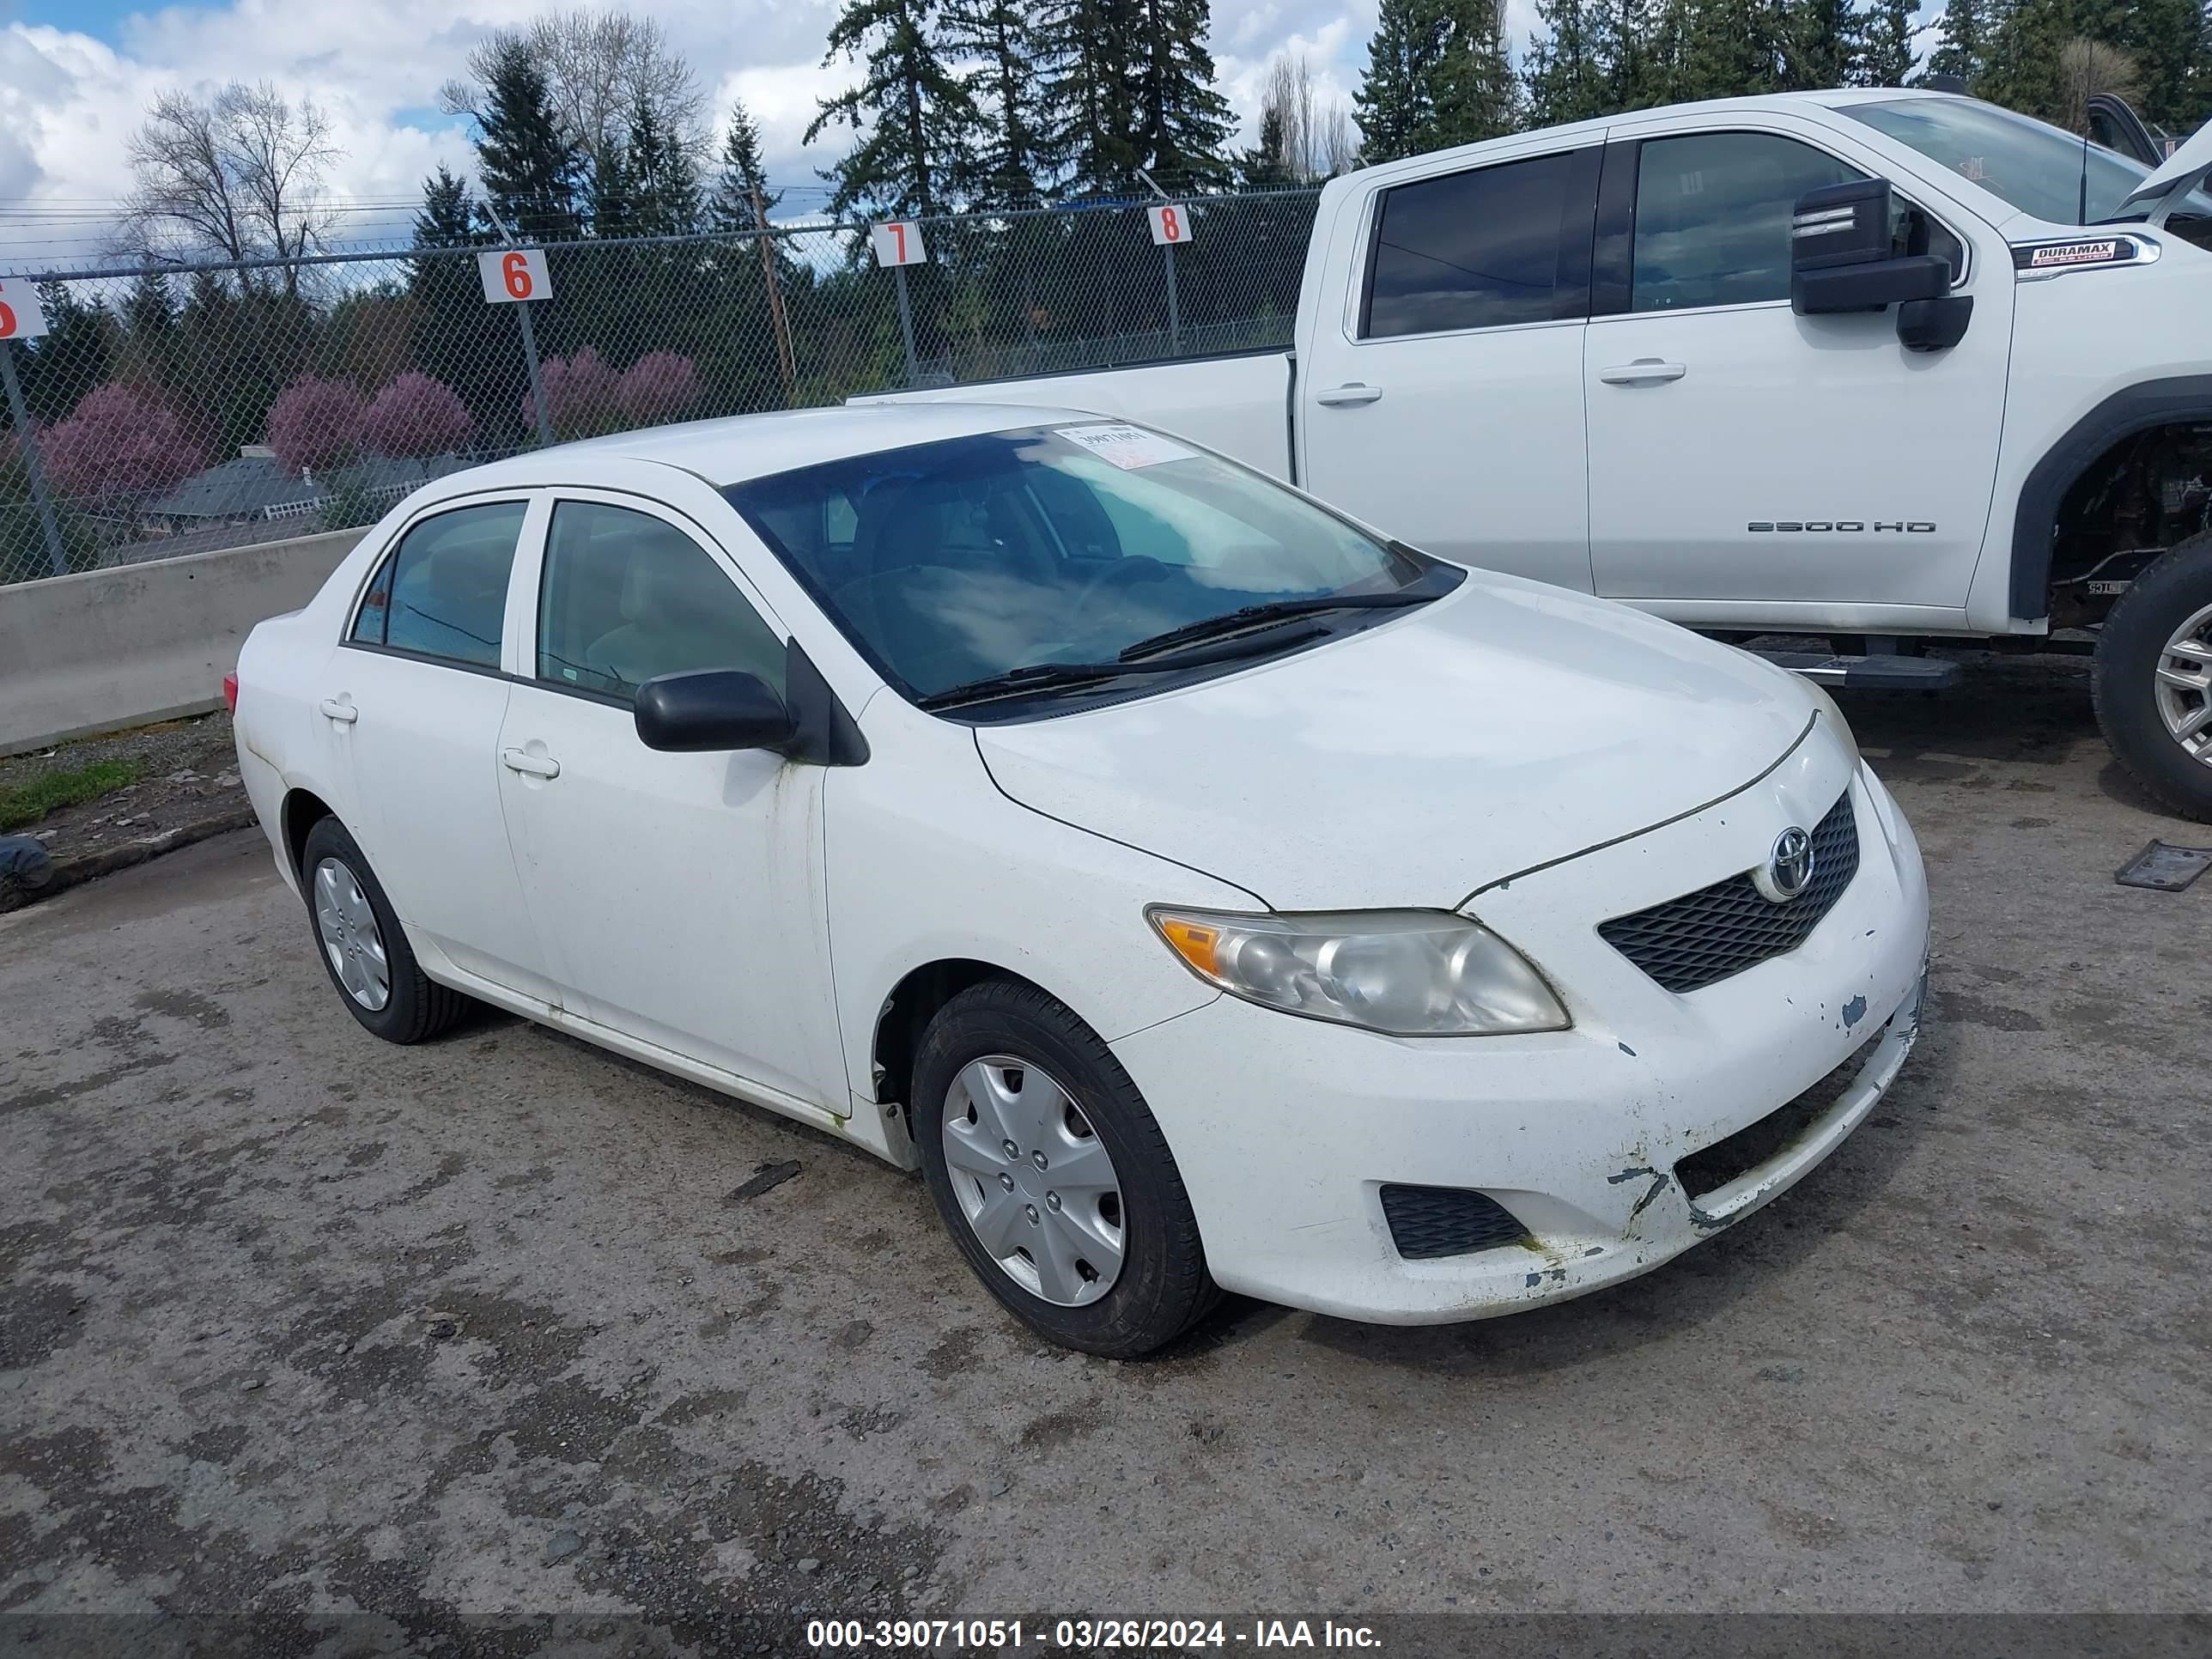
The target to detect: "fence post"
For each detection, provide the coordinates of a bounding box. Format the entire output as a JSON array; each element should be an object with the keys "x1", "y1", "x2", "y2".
[
  {"x1": 1163, "y1": 240, "x2": 1182, "y2": 356},
  {"x1": 0, "y1": 340, "x2": 66, "y2": 580},
  {"x1": 893, "y1": 264, "x2": 921, "y2": 387},
  {"x1": 516, "y1": 301, "x2": 553, "y2": 447}
]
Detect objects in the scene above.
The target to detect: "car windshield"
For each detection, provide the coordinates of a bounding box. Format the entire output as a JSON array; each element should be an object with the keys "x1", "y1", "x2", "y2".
[
  {"x1": 726, "y1": 423, "x2": 1443, "y2": 705},
  {"x1": 1844, "y1": 97, "x2": 2212, "y2": 225}
]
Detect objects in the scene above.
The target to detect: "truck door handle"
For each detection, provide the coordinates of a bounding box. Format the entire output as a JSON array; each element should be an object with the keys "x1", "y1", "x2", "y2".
[
  {"x1": 318, "y1": 698, "x2": 358, "y2": 724},
  {"x1": 501, "y1": 746, "x2": 561, "y2": 780},
  {"x1": 1315, "y1": 383, "x2": 1383, "y2": 407},
  {"x1": 1598, "y1": 360, "x2": 1686, "y2": 386}
]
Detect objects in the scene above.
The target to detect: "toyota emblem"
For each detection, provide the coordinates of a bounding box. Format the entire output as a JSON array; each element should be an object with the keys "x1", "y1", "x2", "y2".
[{"x1": 1753, "y1": 827, "x2": 1816, "y2": 904}]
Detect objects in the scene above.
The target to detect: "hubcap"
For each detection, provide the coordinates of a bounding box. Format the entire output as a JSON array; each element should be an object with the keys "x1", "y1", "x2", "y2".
[
  {"x1": 940, "y1": 1054, "x2": 1125, "y2": 1307},
  {"x1": 313, "y1": 857, "x2": 391, "y2": 1012},
  {"x1": 2154, "y1": 600, "x2": 2212, "y2": 768}
]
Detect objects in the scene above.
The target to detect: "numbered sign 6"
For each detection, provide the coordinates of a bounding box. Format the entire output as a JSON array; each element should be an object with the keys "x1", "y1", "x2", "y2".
[
  {"x1": 0, "y1": 279, "x2": 51, "y2": 342},
  {"x1": 869, "y1": 221, "x2": 928, "y2": 268},
  {"x1": 477, "y1": 248, "x2": 552, "y2": 304},
  {"x1": 1147, "y1": 204, "x2": 1193, "y2": 247}
]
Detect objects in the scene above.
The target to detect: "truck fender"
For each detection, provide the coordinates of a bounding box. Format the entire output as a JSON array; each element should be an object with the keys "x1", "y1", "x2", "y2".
[{"x1": 2011, "y1": 374, "x2": 2212, "y2": 623}]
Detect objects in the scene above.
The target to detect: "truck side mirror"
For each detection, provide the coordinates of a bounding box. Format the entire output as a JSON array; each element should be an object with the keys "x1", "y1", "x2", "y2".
[{"x1": 1790, "y1": 179, "x2": 1949, "y2": 315}]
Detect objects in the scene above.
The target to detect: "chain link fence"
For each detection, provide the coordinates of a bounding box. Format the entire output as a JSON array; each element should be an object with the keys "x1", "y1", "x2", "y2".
[{"x1": 0, "y1": 188, "x2": 1322, "y2": 587}]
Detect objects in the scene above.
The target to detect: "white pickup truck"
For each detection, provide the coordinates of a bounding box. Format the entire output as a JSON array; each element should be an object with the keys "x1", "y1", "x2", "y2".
[{"x1": 867, "y1": 87, "x2": 2212, "y2": 820}]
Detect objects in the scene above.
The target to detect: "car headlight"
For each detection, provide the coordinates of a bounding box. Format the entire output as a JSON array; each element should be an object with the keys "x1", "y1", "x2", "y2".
[{"x1": 1146, "y1": 907, "x2": 1570, "y2": 1037}]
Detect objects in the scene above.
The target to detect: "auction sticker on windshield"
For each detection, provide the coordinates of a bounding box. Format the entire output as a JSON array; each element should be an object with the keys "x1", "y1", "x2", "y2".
[{"x1": 1058, "y1": 423, "x2": 1199, "y2": 470}]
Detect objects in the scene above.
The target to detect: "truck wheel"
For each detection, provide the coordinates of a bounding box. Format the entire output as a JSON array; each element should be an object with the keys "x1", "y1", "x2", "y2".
[{"x1": 2094, "y1": 528, "x2": 2212, "y2": 822}]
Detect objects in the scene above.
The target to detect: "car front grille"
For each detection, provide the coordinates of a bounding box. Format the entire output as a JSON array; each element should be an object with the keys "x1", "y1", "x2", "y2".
[
  {"x1": 1378, "y1": 1183, "x2": 1531, "y2": 1260},
  {"x1": 1598, "y1": 789, "x2": 1860, "y2": 994}
]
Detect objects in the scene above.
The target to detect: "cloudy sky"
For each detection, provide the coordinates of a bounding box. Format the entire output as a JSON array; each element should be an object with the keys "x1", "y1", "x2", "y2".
[{"x1": 0, "y1": 0, "x2": 1562, "y2": 268}]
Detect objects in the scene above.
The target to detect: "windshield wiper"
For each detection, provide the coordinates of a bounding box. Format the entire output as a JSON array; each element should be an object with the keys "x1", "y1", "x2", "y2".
[
  {"x1": 917, "y1": 623, "x2": 1328, "y2": 712},
  {"x1": 1115, "y1": 580, "x2": 1446, "y2": 663}
]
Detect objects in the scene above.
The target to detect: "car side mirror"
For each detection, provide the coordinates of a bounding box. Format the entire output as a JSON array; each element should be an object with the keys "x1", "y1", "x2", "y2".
[
  {"x1": 1790, "y1": 178, "x2": 1949, "y2": 315},
  {"x1": 634, "y1": 669, "x2": 797, "y2": 754}
]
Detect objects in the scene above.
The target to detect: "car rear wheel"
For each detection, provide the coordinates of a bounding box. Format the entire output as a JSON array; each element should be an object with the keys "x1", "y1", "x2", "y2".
[
  {"x1": 298, "y1": 816, "x2": 471, "y2": 1043},
  {"x1": 2094, "y1": 530, "x2": 2212, "y2": 823},
  {"x1": 911, "y1": 980, "x2": 1218, "y2": 1357}
]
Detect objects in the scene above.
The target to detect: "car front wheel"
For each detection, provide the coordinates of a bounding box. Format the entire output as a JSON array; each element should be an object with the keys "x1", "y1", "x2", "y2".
[
  {"x1": 2094, "y1": 528, "x2": 2212, "y2": 823},
  {"x1": 298, "y1": 816, "x2": 471, "y2": 1043},
  {"x1": 911, "y1": 980, "x2": 1218, "y2": 1358}
]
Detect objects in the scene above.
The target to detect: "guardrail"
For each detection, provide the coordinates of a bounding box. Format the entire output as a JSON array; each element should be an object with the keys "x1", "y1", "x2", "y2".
[{"x1": 0, "y1": 526, "x2": 367, "y2": 757}]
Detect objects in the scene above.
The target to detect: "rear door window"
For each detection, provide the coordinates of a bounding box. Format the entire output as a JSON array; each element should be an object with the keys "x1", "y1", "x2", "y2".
[
  {"x1": 350, "y1": 501, "x2": 526, "y2": 670},
  {"x1": 1363, "y1": 151, "x2": 1580, "y2": 338}
]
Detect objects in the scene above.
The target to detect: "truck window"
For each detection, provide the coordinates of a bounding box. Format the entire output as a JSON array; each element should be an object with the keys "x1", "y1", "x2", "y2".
[
  {"x1": 1363, "y1": 151, "x2": 1578, "y2": 338},
  {"x1": 1632, "y1": 133, "x2": 1862, "y2": 312}
]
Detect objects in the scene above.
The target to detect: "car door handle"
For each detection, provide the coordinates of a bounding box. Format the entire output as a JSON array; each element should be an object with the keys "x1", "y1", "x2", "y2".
[
  {"x1": 1315, "y1": 382, "x2": 1384, "y2": 407},
  {"x1": 501, "y1": 747, "x2": 561, "y2": 780},
  {"x1": 1598, "y1": 360, "x2": 1687, "y2": 386},
  {"x1": 318, "y1": 698, "x2": 358, "y2": 724}
]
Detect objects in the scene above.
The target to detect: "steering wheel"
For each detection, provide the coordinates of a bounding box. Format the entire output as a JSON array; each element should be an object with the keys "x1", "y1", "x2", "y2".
[{"x1": 1073, "y1": 556, "x2": 1170, "y2": 616}]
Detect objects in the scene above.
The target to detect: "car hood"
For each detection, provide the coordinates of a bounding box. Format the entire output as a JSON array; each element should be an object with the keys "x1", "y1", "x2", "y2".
[{"x1": 974, "y1": 574, "x2": 1820, "y2": 910}]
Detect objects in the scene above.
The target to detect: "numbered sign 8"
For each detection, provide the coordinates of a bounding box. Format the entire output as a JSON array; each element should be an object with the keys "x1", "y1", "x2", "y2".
[
  {"x1": 0, "y1": 279, "x2": 51, "y2": 342},
  {"x1": 477, "y1": 248, "x2": 552, "y2": 304},
  {"x1": 869, "y1": 221, "x2": 928, "y2": 268},
  {"x1": 1147, "y1": 204, "x2": 1193, "y2": 246}
]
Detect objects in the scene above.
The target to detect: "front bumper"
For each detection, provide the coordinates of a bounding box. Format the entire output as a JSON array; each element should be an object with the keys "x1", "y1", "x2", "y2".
[{"x1": 1109, "y1": 761, "x2": 1929, "y2": 1325}]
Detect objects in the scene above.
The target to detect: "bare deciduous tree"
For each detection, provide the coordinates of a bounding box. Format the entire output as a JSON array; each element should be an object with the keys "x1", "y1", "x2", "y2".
[
  {"x1": 2059, "y1": 38, "x2": 2139, "y2": 135},
  {"x1": 1258, "y1": 53, "x2": 1358, "y2": 183},
  {"x1": 441, "y1": 9, "x2": 706, "y2": 169},
  {"x1": 122, "y1": 82, "x2": 339, "y2": 289}
]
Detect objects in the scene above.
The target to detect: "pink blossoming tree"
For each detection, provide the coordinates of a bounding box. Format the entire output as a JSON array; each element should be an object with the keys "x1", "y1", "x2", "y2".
[
  {"x1": 268, "y1": 375, "x2": 368, "y2": 475},
  {"x1": 40, "y1": 385, "x2": 201, "y2": 501},
  {"x1": 363, "y1": 372, "x2": 476, "y2": 458}
]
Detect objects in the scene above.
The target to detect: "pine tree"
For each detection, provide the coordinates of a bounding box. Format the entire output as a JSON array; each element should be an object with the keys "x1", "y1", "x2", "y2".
[
  {"x1": 1239, "y1": 106, "x2": 1297, "y2": 185},
  {"x1": 1129, "y1": 0, "x2": 1237, "y2": 188},
  {"x1": 2117, "y1": 0, "x2": 2206, "y2": 126},
  {"x1": 1926, "y1": 0, "x2": 1991, "y2": 84},
  {"x1": 1976, "y1": 0, "x2": 2075, "y2": 119},
  {"x1": 1782, "y1": 0, "x2": 1862, "y2": 88},
  {"x1": 1042, "y1": 0, "x2": 1143, "y2": 192},
  {"x1": 1427, "y1": 0, "x2": 1522, "y2": 144},
  {"x1": 413, "y1": 165, "x2": 479, "y2": 247},
  {"x1": 1673, "y1": 0, "x2": 1784, "y2": 100},
  {"x1": 122, "y1": 272, "x2": 177, "y2": 342},
  {"x1": 706, "y1": 100, "x2": 781, "y2": 231},
  {"x1": 1855, "y1": 0, "x2": 1918, "y2": 84},
  {"x1": 1525, "y1": 0, "x2": 1610, "y2": 125},
  {"x1": 942, "y1": 0, "x2": 1054, "y2": 204},
  {"x1": 624, "y1": 94, "x2": 702, "y2": 235},
  {"x1": 807, "y1": 0, "x2": 975, "y2": 216},
  {"x1": 473, "y1": 40, "x2": 581, "y2": 238},
  {"x1": 1355, "y1": 0, "x2": 1451, "y2": 162}
]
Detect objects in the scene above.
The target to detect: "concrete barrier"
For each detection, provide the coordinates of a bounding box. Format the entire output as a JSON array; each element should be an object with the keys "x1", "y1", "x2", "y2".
[{"x1": 0, "y1": 529, "x2": 368, "y2": 757}]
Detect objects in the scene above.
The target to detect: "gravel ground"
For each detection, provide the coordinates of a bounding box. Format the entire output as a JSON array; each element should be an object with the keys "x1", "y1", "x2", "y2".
[
  {"x1": 0, "y1": 713, "x2": 244, "y2": 862},
  {"x1": 1, "y1": 651, "x2": 2208, "y2": 1654}
]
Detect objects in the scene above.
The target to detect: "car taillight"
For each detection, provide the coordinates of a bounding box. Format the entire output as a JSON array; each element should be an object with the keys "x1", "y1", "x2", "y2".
[{"x1": 222, "y1": 671, "x2": 239, "y2": 714}]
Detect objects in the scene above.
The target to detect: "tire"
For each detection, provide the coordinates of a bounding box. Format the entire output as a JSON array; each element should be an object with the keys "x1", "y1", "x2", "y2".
[
  {"x1": 911, "y1": 980, "x2": 1219, "y2": 1358},
  {"x1": 298, "y1": 816, "x2": 471, "y2": 1043},
  {"x1": 2094, "y1": 529, "x2": 2212, "y2": 823}
]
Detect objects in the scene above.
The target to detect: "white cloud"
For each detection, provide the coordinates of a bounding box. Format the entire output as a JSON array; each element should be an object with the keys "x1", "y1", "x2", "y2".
[{"x1": 1, "y1": 0, "x2": 1405, "y2": 266}]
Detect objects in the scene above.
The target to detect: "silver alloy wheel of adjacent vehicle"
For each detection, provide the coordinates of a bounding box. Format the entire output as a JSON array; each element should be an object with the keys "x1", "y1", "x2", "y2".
[
  {"x1": 940, "y1": 1054, "x2": 1126, "y2": 1307},
  {"x1": 313, "y1": 856, "x2": 392, "y2": 1012},
  {"x1": 2154, "y1": 600, "x2": 2212, "y2": 766}
]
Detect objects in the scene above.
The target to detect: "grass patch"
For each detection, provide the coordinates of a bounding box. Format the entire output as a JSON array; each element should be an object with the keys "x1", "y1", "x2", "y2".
[{"x1": 0, "y1": 758, "x2": 143, "y2": 831}]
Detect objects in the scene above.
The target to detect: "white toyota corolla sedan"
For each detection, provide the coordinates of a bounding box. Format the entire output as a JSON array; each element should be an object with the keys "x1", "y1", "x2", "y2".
[{"x1": 231, "y1": 403, "x2": 1929, "y2": 1356}]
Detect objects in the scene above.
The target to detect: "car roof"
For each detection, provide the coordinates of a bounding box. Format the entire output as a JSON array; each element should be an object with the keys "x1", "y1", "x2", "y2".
[{"x1": 436, "y1": 402, "x2": 1089, "y2": 496}]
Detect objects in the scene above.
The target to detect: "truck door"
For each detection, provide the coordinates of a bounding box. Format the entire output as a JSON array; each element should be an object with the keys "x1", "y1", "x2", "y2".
[
  {"x1": 1582, "y1": 124, "x2": 2011, "y2": 615},
  {"x1": 1298, "y1": 143, "x2": 1601, "y2": 591}
]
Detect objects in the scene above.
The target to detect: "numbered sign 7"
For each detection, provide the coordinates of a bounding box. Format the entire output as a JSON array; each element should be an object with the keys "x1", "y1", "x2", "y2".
[
  {"x1": 869, "y1": 221, "x2": 928, "y2": 268},
  {"x1": 0, "y1": 279, "x2": 51, "y2": 342},
  {"x1": 477, "y1": 248, "x2": 552, "y2": 304},
  {"x1": 1147, "y1": 204, "x2": 1193, "y2": 246}
]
